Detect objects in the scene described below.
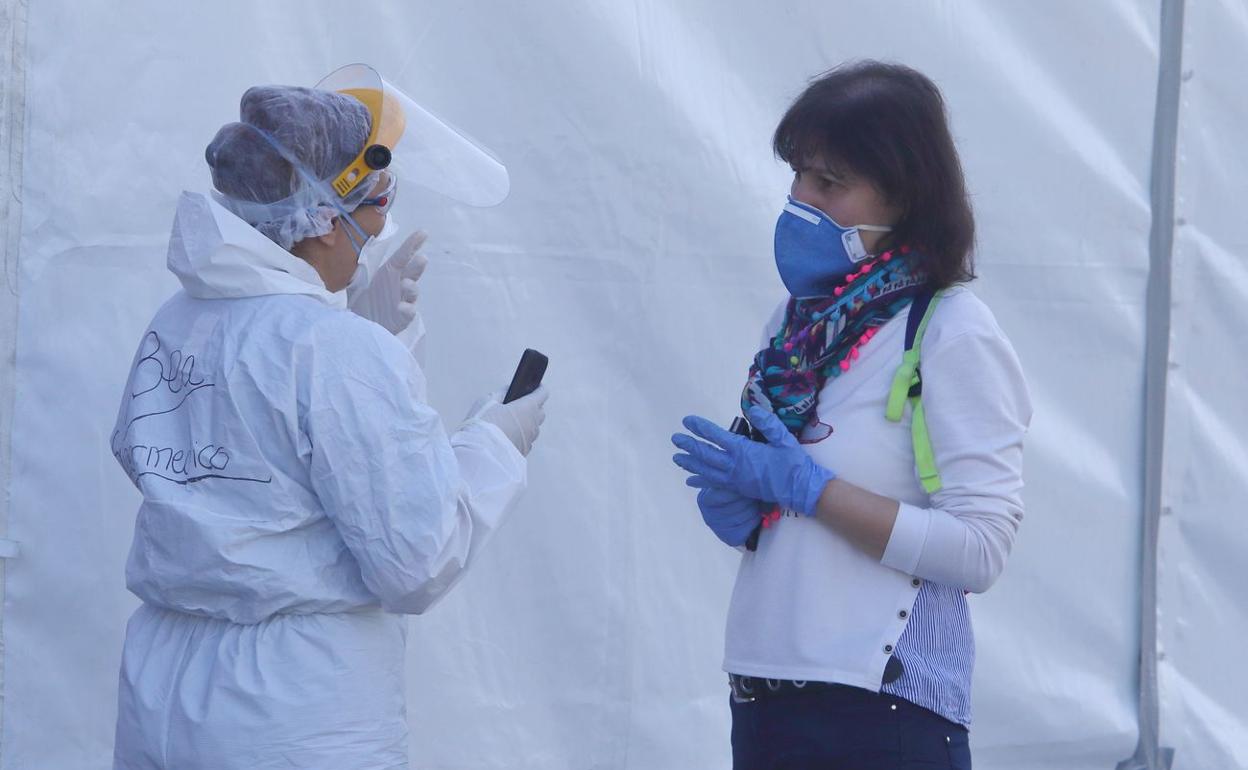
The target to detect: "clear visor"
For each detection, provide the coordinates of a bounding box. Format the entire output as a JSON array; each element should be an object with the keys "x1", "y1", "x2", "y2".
[{"x1": 315, "y1": 63, "x2": 509, "y2": 208}]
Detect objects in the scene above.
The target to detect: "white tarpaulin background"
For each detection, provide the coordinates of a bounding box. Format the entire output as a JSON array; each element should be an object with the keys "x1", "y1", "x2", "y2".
[
  {"x1": 0, "y1": 1, "x2": 1242, "y2": 768},
  {"x1": 1156, "y1": 0, "x2": 1248, "y2": 767}
]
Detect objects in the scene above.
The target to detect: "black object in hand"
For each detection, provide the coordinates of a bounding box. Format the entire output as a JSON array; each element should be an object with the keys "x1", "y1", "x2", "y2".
[{"x1": 503, "y1": 349, "x2": 549, "y2": 404}]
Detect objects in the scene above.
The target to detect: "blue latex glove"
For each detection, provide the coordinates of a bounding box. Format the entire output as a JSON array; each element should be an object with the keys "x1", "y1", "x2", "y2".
[
  {"x1": 671, "y1": 405, "x2": 835, "y2": 516},
  {"x1": 695, "y1": 486, "x2": 766, "y2": 547}
]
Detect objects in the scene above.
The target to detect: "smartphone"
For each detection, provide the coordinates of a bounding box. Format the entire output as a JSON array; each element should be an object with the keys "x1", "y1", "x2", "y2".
[{"x1": 503, "y1": 349, "x2": 549, "y2": 404}]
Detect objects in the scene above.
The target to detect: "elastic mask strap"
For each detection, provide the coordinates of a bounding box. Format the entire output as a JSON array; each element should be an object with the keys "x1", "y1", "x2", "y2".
[
  {"x1": 856, "y1": 224, "x2": 893, "y2": 233},
  {"x1": 338, "y1": 212, "x2": 369, "y2": 257}
]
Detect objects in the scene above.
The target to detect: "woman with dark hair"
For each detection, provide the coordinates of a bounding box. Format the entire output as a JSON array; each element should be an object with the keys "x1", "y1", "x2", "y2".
[{"x1": 672, "y1": 61, "x2": 1032, "y2": 769}]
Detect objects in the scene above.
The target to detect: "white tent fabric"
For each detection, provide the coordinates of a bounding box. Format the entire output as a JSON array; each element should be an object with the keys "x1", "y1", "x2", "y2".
[
  {"x1": 0, "y1": 1, "x2": 1241, "y2": 768},
  {"x1": 1155, "y1": 0, "x2": 1248, "y2": 767}
]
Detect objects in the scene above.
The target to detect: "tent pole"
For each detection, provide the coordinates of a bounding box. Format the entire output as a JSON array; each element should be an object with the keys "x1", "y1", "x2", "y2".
[{"x1": 1117, "y1": 0, "x2": 1185, "y2": 768}]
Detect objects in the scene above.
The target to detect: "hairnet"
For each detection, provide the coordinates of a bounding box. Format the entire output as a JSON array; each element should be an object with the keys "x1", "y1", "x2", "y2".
[{"x1": 205, "y1": 85, "x2": 381, "y2": 250}]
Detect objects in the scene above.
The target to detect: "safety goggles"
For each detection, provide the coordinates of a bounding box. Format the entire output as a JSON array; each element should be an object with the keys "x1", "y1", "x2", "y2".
[{"x1": 359, "y1": 173, "x2": 397, "y2": 214}]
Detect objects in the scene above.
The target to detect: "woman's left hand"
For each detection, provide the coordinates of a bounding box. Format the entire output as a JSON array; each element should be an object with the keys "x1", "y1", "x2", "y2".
[
  {"x1": 671, "y1": 405, "x2": 836, "y2": 516},
  {"x1": 695, "y1": 486, "x2": 766, "y2": 547}
]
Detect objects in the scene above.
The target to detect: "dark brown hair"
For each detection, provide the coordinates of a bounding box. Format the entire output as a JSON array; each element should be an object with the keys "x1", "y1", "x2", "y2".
[{"x1": 773, "y1": 61, "x2": 976, "y2": 288}]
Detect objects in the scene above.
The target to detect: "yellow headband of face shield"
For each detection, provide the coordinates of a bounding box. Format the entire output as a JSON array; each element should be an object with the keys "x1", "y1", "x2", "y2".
[
  {"x1": 317, "y1": 62, "x2": 510, "y2": 208},
  {"x1": 330, "y1": 87, "x2": 407, "y2": 197}
]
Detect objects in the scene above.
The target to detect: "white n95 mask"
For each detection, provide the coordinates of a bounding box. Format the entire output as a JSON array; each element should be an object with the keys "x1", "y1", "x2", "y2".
[{"x1": 346, "y1": 215, "x2": 401, "y2": 297}]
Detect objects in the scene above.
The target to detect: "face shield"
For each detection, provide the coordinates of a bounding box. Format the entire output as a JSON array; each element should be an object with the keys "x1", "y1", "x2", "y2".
[
  {"x1": 314, "y1": 63, "x2": 510, "y2": 208},
  {"x1": 206, "y1": 65, "x2": 509, "y2": 252}
]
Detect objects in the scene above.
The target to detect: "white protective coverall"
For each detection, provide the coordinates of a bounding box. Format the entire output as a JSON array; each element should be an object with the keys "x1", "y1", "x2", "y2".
[{"x1": 109, "y1": 191, "x2": 527, "y2": 769}]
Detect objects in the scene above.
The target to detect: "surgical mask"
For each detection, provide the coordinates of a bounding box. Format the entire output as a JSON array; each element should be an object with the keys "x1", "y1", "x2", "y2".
[
  {"x1": 344, "y1": 215, "x2": 401, "y2": 298},
  {"x1": 773, "y1": 196, "x2": 892, "y2": 298},
  {"x1": 357, "y1": 215, "x2": 400, "y2": 278}
]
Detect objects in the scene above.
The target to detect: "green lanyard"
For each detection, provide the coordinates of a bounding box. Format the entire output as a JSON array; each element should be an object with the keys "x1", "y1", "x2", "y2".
[{"x1": 885, "y1": 289, "x2": 943, "y2": 494}]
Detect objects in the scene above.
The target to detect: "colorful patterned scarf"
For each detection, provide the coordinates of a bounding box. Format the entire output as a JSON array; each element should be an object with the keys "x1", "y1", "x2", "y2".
[{"x1": 742, "y1": 248, "x2": 926, "y2": 441}]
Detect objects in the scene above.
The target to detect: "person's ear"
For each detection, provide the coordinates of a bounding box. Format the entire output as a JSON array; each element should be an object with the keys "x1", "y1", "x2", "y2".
[{"x1": 314, "y1": 219, "x2": 341, "y2": 248}]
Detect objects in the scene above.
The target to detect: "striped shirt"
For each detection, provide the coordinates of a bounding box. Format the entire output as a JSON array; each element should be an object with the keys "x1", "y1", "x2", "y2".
[{"x1": 881, "y1": 580, "x2": 974, "y2": 725}]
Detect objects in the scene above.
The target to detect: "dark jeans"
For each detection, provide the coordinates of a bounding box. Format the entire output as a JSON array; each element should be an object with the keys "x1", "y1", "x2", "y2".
[{"x1": 730, "y1": 684, "x2": 971, "y2": 770}]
